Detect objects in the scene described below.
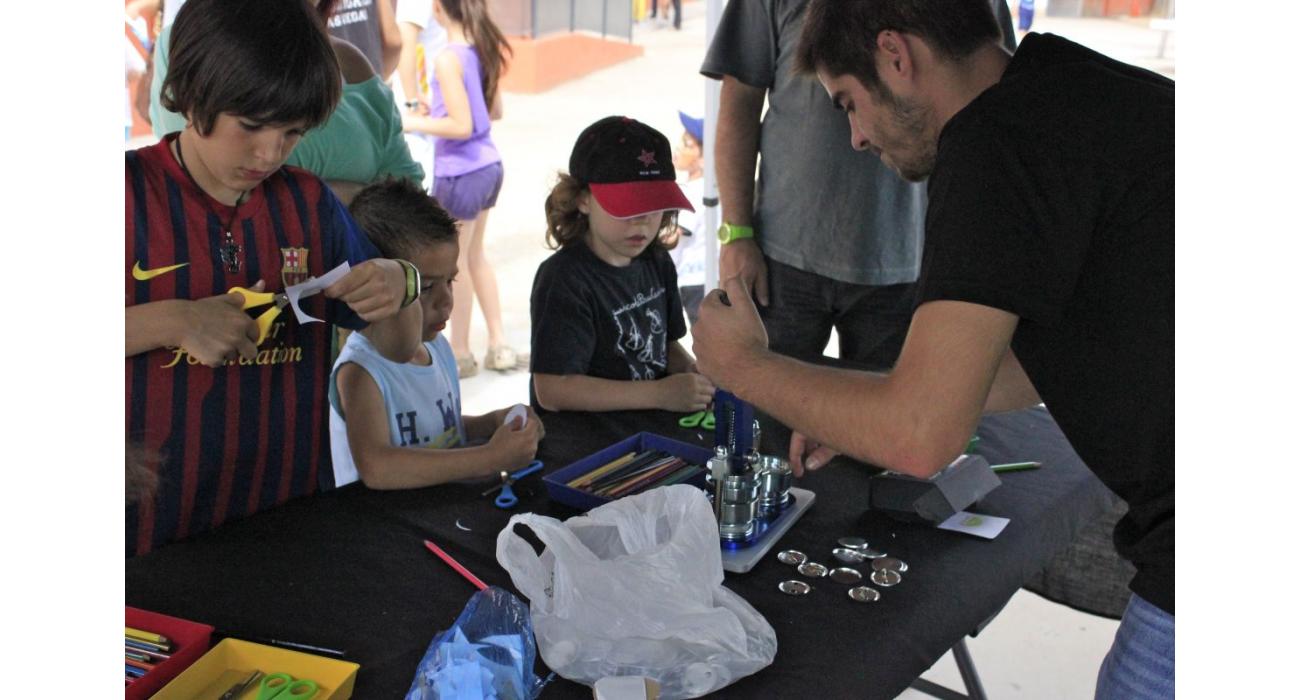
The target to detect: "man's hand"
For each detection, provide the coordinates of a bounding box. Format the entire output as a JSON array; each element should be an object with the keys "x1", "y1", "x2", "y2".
[
  {"x1": 789, "y1": 430, "x2": 840, "y2": 477},
  {"x1": 325, "y1": 259, "x2": 406, "y2": 322},
  {"x1": 691, "y1": 276, "x2": 769, "y2": 389},
  {"x1": 655, "y1": 372, "x2": 716, "y2": 412},
  {"x1": 179, "y1": 287, "x2": 261, "y2": 367},
  {"x1": 719, "y1": 238, "x2": 769, "y2": 306},
  {"x1": 487, "y1": 407, "x2": 544, "y2": 473}
]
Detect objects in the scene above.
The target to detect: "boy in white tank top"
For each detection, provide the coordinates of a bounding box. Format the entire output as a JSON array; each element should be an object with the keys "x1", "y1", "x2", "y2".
[{"x1": 329, "y1": 178, "x2": 543, "y2": 488}]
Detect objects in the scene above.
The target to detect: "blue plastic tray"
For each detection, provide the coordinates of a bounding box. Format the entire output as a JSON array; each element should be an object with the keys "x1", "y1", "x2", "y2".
[{"x1": 543, "y1": 432, "x2": 712, "y2": 511}]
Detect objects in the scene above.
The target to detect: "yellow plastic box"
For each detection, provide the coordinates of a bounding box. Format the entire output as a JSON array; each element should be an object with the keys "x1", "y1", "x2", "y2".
[{"x1": 152, "y1": 638, "x2": 360, "y2": 699}]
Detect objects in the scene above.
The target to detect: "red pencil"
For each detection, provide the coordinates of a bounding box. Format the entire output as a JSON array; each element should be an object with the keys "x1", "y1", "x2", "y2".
[{"x1": 423, "y1": 539, "x2": 488, "y2": 591}]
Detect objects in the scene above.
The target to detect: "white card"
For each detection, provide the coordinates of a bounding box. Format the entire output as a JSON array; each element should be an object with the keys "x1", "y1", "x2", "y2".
[
  {"x1": 504, "y1": 404, "x2": 528, "y2": 428},
  {"x1": 937, "y1": 510, "x2": 1010, "y2": 540},
  {"x1": 285, "y1": 261, "x2": 351, "y2": 324}
]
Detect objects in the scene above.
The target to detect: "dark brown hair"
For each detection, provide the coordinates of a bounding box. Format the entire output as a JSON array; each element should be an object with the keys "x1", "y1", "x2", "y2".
[
  {"x1": 795, "y1": 0, "x2": 1000, "y2": 91},
  {"x1": 349, "y1": 178, "x2": 458, "y2": 260},
  {"x1": 161, "y1": 0, "x2": 341, "y2": 135},
  {"x1": 543, "y1": 173, "x2": 676, "y2": 251},
  {"x1": 439, "y1": 0, "x2": 514, "y2": 107}
]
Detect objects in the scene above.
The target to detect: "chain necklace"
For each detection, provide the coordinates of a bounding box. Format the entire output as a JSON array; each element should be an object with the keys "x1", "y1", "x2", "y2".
[{"x1": 173, "y1": 135, "x2": 247, "y2": 273}]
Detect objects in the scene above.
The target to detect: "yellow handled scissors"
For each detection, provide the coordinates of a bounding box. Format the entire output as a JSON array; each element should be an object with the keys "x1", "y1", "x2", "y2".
[
  {"x1": 257, "y1": 672, "x2": 319, "y2": 699},
  {"x1": 228, "y1": 287, "x2": 290, "y2": 345}
]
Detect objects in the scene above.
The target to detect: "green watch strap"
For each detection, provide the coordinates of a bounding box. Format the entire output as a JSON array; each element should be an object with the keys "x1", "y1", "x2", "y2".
[
  {"x1": 718, "y1": 222, "x2": 755, "y2": 244},
  {"x1": 397, "y1": 259, "x2": 421, "y2": 308}
]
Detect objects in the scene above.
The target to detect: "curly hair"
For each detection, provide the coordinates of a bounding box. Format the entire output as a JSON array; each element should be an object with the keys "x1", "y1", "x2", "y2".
[{"x1": 543, "y1": 172, "x2": 677, "y2": 251}]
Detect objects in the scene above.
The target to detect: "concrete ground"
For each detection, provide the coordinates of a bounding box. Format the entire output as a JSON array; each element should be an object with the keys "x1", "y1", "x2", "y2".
[{"x1": 127, "y1": 6, "x2": 1173, "y2": 696}]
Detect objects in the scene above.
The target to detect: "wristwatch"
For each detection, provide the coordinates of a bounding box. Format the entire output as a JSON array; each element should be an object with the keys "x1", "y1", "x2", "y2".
[
  {"x1": 717, "y1": 222, "x2": 755, "y2": 244},
  {"x1": 397, "y1": 259, "x2": 422, "y2": 307},
  {"x1": 404, "y1": 99, "x2": 421, "y2": 110}
]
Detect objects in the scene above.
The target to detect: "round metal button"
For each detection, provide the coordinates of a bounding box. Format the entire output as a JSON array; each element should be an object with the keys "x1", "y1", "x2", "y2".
[
  {"x1": 872, "y1": 557, "x2": 908, "y2": 573},
  {"x1": 797, "y1": 561, "x2": 829, "y2": 578},
  {"x1": 829, "y1": 567, "x2": 863, "y2": 584},
  {"x1": 858, "y1": 547, "x2": 888, "y2": 559},
  {"x1": 848, "y1": 586, "x2": 881, "y2": 603},
  {"x1": 837, "y1": 536, "x2": 869, "y2": 550},
  {"x1": 778, "y1": 580, "x2": 812, "y2": 596},
  {"x1": 832, "y1": 547, "x2": 867, "y2": 564},
  {"x1": 870, "y1": 568, "x2": 902, "y2": 587},
  {"x1": 777, "y1": 550, "x2": 808, "y2": 566}
]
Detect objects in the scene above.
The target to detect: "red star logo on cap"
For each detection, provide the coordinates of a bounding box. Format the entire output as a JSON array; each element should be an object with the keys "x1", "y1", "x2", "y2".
[{"x1": 637, "y1": 149, "x2": 657, "y2": 167}]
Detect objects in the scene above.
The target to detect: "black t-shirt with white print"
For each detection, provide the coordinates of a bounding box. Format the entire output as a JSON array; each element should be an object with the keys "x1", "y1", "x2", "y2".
[{"x1": 530, "y1": 242, "x2": 686, "y2": 405}]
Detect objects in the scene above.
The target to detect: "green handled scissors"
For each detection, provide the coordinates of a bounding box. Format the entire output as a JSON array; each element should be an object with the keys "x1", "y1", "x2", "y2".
[
  {"x1": 229, "y1": 287, "x2": 290, "y2": 345},
  {"x1": 257, "y1": 672, "x2": 319, "y2": 700},
  {"x1": 679, "y1": 410, "x2": 716, "y2": 430}
]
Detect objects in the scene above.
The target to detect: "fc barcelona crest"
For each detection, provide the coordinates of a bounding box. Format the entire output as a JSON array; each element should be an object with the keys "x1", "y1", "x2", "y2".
[{"x1": 281, "y1": 247, "x2": 310, "y2": 287}]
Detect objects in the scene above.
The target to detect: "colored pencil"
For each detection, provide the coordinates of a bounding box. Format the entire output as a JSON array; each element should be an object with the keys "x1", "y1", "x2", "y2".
[
  {"x1": 423, "y1": 539, "x2": 488, "y2": 591},
  {"x1": 126, "y1": 627, "x2": 170, "y2": 646},
  {"x1": 567, "y1": 451, "x2": 637, "y2": 488}
]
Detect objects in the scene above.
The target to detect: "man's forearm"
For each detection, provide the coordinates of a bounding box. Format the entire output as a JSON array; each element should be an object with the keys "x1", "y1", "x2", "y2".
[
  {"x1": 729, "y1": 351, "x2": 972, "y2": 478},
  {"x1": 375, "y1": 0, "x2": 403, "y2": 78},
  {"x1": 715, "y1": 77, "x2": 764, "y2": 227},
  {"x1": 397, "y1": 24, "x2": 421, "y2": 102}
]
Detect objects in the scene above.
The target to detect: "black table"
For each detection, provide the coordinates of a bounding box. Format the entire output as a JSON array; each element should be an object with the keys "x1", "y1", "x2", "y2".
[{"x1": 125, "y1": 406, "x2": 1112, "y2": 698}]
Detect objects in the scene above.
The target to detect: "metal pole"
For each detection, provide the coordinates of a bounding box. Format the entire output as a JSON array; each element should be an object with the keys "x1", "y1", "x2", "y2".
[{"x1": 701, "y1": 0, "x2": 723, "y2": 291}]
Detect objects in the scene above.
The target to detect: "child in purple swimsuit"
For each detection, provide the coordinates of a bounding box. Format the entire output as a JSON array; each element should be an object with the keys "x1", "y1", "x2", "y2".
[{"x1": 401, "y1": 0, "x2": 516, "y2": 377}]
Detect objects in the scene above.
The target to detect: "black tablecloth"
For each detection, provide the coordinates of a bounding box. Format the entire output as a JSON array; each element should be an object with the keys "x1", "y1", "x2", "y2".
[{"x1": 125, "y1": 406, "x2": 1112, "y2": 698}]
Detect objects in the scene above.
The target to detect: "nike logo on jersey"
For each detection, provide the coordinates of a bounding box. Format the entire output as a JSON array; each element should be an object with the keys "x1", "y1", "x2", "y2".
[{"x1": 132, "y1": 261, "x2": 189, "y2": 281}]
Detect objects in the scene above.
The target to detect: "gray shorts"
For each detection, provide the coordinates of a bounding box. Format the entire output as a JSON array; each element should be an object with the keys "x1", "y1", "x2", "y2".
[{"x1": 432, "y1": 161, "x2": 504, "y2": 221}]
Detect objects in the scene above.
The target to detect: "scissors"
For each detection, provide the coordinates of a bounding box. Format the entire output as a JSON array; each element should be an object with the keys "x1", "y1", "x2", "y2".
[
  {"x1": 481, "y1": 460, "x2": 543, "y2": 509},
  {"x1": 229, "y1": 287, "x2": 291, "y2": 345},
  {"x1": 257, "y1": 671, "x2": 319, "y2": 699},
  {"x1": 679, "y1": 409, "x2": 716, "y2": 430},
  {"x1": 218, "y1": 670, "x2": 262, "y2": 700}
]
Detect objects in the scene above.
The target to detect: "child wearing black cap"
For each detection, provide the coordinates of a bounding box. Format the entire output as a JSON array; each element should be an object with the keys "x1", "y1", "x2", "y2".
[{"x1": 529, "y1": 116, "x2": 715, "y2": 413}]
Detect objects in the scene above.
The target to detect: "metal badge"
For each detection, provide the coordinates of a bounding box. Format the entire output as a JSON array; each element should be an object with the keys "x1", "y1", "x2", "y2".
[
  {"x1": 837, "y1": 536, "x2": 869, "y2": 550},
  {"x1": 858, "y1": 547, "x2": 888, "y2": 559},
  {"x1": 797, "y1": 561, "x2": 829, "y2": 578},
  {"x1": 848, "y1": 586, "x2": 881, "y2": 603},
  {"x1": 777, "y1": 550, "x2": 808, "y2": 566},
  {"x1": 872, "y1": 557, "x2": 909, "y2": 573},
  {"x1": 779, "y1": 580, "x2": 812, "y2": 596},
  {"x1": 829, "y1": 567, "x2": 863, "y2": 584},
  {"x1": 832, "y1": 547, "x2": 867, "y2": 564},
  {"x1": 870, "y1": 568, "x2": 902, "y2": 587}
]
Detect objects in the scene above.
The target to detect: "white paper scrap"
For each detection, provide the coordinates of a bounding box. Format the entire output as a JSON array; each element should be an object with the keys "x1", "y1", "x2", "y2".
[
  {"x1": 504, "y1": 404, "x2": 528, "y2": 429},
  {"x1": 285, "y1": 261, "x2": 351, "y2": 324},
  {"x1": 937, "y1": 511, "x2": 1010, "y2": 540}
]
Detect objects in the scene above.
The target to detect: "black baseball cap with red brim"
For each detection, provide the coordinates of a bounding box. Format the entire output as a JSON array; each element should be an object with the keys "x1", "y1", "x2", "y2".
[{"x1": 569, "y1": 116, "x2": 695, "y2": 219}]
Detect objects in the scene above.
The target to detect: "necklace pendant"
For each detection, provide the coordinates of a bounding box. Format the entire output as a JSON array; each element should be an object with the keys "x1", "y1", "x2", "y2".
[{"x1": 220, "y1": 237, "x2": 243, "y2": 274}]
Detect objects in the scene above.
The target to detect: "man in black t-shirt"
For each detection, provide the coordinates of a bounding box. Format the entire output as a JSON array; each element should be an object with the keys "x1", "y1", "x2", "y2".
[{"x1": 690, "y1": 1, "x2": 1172, "y2": 697}]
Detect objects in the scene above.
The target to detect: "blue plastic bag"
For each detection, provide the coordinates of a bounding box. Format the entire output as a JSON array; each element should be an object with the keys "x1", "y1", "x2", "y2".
[{"x1": 406, "y1": 586, "x2": 543, "y2": 700}]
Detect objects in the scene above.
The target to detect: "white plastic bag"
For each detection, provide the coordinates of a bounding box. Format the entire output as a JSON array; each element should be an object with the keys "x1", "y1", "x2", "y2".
[{"x1": 495, "y1": 485, "x2": 777, "y2": 699}]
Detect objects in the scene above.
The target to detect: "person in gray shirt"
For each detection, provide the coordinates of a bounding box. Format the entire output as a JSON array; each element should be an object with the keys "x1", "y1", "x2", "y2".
[{"x1": 701, "y1": 0, "x2": 1014, "y2": 371}]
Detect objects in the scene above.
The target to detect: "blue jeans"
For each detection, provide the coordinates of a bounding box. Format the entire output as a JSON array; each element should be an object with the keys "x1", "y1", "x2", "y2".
[{"x1": 1096, "y1": 594, "x2": 1175, "y2": 699}]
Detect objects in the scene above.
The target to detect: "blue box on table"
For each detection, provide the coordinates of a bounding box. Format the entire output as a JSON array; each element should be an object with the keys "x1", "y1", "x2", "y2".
[{"x1": 543, "y1": 432, "x2": 712, "y2": 511}]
